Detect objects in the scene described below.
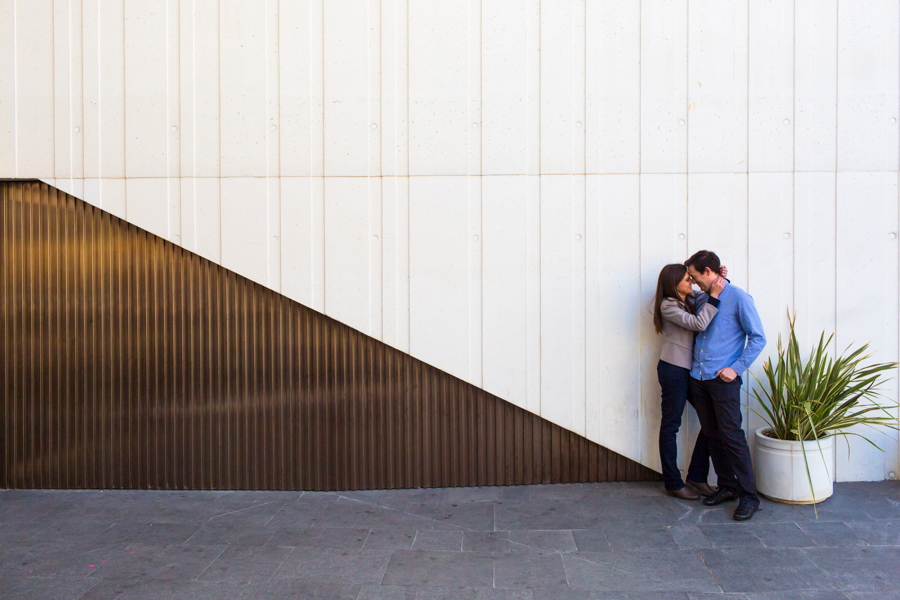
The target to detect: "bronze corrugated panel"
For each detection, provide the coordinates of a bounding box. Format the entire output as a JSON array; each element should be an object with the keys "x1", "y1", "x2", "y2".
[{"x1": 0, "y1": 180, "x2": 659, "y2": 490}]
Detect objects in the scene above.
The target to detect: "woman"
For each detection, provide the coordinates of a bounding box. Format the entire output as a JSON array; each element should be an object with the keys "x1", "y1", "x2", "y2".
[{"x1": 653, "y1": 263, "x2": 726, "y2": 499}]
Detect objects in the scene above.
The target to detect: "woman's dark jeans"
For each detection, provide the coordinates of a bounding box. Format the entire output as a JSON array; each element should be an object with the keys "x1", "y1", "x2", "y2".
[{"x1": 657, "y1": 360, "x2": 711, "y2": 490}]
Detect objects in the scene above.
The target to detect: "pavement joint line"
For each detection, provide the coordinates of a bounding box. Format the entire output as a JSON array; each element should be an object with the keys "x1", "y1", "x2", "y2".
[{"x1": 695, "y1": 547, "x2": 724, "y2": 594}]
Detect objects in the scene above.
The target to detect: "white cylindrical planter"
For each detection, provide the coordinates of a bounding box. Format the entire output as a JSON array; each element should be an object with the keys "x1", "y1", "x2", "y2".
[{"x1": 754, "y1": 427, "x2": 834, "y2": 504}]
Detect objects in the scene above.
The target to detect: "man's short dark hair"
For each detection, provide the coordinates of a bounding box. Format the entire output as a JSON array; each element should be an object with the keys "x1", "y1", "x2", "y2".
[{"x1": 685, "y1": 250, "x2": 721, "y2": 275}]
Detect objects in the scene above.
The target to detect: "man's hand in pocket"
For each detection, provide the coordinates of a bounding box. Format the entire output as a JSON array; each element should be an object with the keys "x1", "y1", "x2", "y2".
[{"x1": 716, "y1": 367, "x2": 738, "y2": 383}]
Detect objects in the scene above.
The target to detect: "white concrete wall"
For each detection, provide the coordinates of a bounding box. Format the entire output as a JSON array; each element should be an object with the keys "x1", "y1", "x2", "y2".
[{"x1": 2, "y1": 0, "x2": 899, "y2": 481}]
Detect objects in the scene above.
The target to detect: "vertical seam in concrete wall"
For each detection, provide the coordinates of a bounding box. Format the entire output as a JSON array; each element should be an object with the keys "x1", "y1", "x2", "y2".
[
  {"x1": 526, "y1": 0, "x2": 541, "y2": 416},
  {"x1": 467, "y1": 0, "x2": 483, "y2": 386},
  {"x1": 12, "y1": 0, "x2": 16, "y2": 175},
  {"x1": 266, "y1": 0, "x2": 281, "y2": 292},
  {"x1": 368, "y1": 0, "x2": 383, "y2": 339},
  {"x1": 310, "y1": 0, "x2": 325, "y2": 312},
  {"x1": 636, "y1": 0, "x2": 643, "y2": 464}
]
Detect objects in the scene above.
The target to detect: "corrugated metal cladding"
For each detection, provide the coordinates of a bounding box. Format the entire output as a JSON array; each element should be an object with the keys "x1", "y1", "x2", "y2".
[{"x1": 0, "y1": 181, "x2": 658, "y2": 491}]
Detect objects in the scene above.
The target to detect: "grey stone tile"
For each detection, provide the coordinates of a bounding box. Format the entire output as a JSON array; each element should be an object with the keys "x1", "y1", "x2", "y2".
[
  {"x1": 265, "y1": 497, "x2": 336, "y2": 528},
  {"x1": 371, "y1": 488, "x2": 449, "y2": 507},
  {"x1": 184, "y1": 523, "x2": 277, "y2": 547},
  {"x1": 699, "y1": 548, "x2": 834, "y2": 593},
  {"x1": 699, "y1": 524, "x2": 763, "y2": 549},
  {"x1": 356, "y1": 585, "x2": 418, "y2": 600},
  {"x1": 411, "y1": 501, "x2": 496, "y2": 531},
  {"x1": 475, "y1": 590, "x2": 535, "y2": 600},
  {"x1": 526, "y1": 484, "x2": 586, "y2": 501},
  {"x1": 315, "y1": 527, "x2": 371, "y2": 549},
  {"x1": 743, "y1": 592, "x2": 849, "y2": 600},
  {"x1": 494, "y1": 553, "x2": 569, "y2": 588},
  {"x1": 592, "y1": 497, "x2": 681, "y2": 526},
  {"x1": 85, "y1": 521, "x2": 201, "y2": 549},
  {"x1": 508, "y1": 541, "x2": 561, "y2": 557},
  {"x1": 445, "y1": 487, "x2": 529, "y2": 503},
  {"x1": 415, "y1": 587, "x2": 478, "y2": 600},
  {"x1": 846, "y1": 592, "x2": 900, "y2": 600},
  {"x1": 847, "y1": 520, "x2": 900, "y2": 545},
  {"x1": 796, "y1": 521, "x2": 867, "y2": 547},
  {"x1": 266, "y1": 525, "x2": 323, "y2": 548},
  {"x1": 0, "y1": 541, "x2": 103, "y2": 578},
  {"x1": 527, "y1": 589, "x2": 592, "y2": 600},
  {"x1": 572, "y1": 529, "x2": 610, "y2": 552},
  {"x1": 413, "y1": 530, "x2": 463, "y2": 551},
  {"x1": 314, "y1": 498, "x2": 437, "y2": 531},
  {"x1": 463, "y1": 531, "x2": 511, "y2": 553},
  {"x1": 750, "y1": 522, "x2": 816, "y2": 548},
  {"x1": 90, "y1": 543, "x2": 227, "y2": 581},
  {"x1": 241, "y1": 580, "x2": 360, "y2": 599},
  {"x1": 563, "y1": 551, "x2": 719, "y2": 593},
  {"x1": 381, "y1": 550, "x2": 493, "y2": 587},
  {"x1": 363, "y1": 529, "x2": 417, "y2": 550},
  {"x1": 676, "y1": 498, "x2": 801, "y2": 526},
  {"x1": 25, "y1": 519, "x2": 116, "y2": 548},
  {"x1": 509, "y1": 530, "x2": 577, "y2": 553},
  {"x1": 791, "y1": 483, "x2": 900, "y2": 522},
  {"x1": 671, "y1": 526, "x2": 712, "y2": 550},
  {"x1": 591, "y1": 594, "x2": 693, "y2": 600},
  {"x1": 602, "y1": 524, "x2": 680, "y2": 551},
  {"x1": 84, "y1": 579, "x2": 249, "y2": 599},
  {"x1": 75, "y1": 577, "x2": 140, "y2": 600},
  {"x1": 196, "y1": 543, "x2": 292, "y2": 584},
  {"x1": 0, "y1": 517, "x2": 48, "y2": 543},
  {"x1": 0, "y1": 576, "x2": 101, "y2": 600},
  {"x1": 496, "y1": 499, "x2": 593, "y2": 531},
  {"x1": 274, "y1": 547, "x2": 392, "y2": 584},
  {"x1": 805, "y1": 546, "x2": 900, "y2": 591}
]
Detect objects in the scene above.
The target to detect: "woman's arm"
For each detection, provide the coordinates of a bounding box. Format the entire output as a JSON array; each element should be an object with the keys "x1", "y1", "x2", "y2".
[{"x1": 660, "y1": 299, "x2": 719, "y2": 332}]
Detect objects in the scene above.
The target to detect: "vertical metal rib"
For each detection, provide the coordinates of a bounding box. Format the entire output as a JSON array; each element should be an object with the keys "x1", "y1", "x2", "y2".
[{"x1": 0, "y1": 180, "x2": 658, "y2": 491}]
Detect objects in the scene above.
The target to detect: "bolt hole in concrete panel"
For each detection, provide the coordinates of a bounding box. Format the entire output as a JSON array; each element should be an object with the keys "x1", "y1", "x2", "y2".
[
  {"x1": 892, "y1": 118, "x2": 898, "y2": 124},
  {"x1": 174, "y1": 235, "x2": 180, "y2": 243},
  {"x1": 171, "y1": 126, "x2": 177, "y2": 132},
  {"x1": 784, "y1": 233, "x2": 791, "y2": 239},
  {"x1": 372, "y1": 235, "x2": 379, "y2": 240},
  {"x1": 473, "y1": 235, "x2": 479, "y2": 241},
  {"x1": 576, "y1": 122, "x2": 582, "y2": 128},
  {"x1": 270, "y1": 125, "x2": 277, "y2": 131},
  {"x1": 890, "y1": 232, "x2": 898, "y2": 239},
  {"x1": 783, "y1": 119, "x2": 790, "y2": 125},
  {"x1": 74, "y1": 126, "x2": 80, "y2": 133},
  {"x1": 273, "y1": 236, "x2": 278, "y2": 242},
  {"x1": 575, "y1": 234, "x2": 582, "y2": 240},
  {"x1": 371, "y1": 123, "x2": 377, "y2": 129},
  {"x1": 678, "y1": 233, "x2": 685, "y2": 240},
  {"x1": 471, "y1": 123, "x2": 478, "y2": 129},
  {"x1": 679, "y1": 120, "x2": 685, "y2": 126}
]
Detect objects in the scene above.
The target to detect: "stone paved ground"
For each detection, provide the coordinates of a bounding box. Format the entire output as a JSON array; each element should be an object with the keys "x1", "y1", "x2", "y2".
[{"x1": 1, "y1": 481, "x2": 899, "y2": 599}]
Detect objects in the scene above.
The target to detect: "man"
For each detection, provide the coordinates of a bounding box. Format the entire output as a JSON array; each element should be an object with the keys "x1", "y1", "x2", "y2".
[{"x1": 686, "y1": 250, "x2": 766, "y2": 521}]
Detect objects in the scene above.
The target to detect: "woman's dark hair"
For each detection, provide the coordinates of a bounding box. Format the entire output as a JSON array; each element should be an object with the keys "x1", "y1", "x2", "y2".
[
  {"x1": 684, "y1": 250, "x2": 721, "y2": 276},
  {"x1": 653, "y1": 264, "x2": 695, "y2": 334}
]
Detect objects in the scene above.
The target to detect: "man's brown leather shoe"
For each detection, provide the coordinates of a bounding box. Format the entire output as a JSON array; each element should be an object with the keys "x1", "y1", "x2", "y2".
[
  {"x1": 667, "y1": 487, "x2": 699, "y2": 500},
  {"x1": 686, "y1": 480, "x2": 717, "y2": 497}
]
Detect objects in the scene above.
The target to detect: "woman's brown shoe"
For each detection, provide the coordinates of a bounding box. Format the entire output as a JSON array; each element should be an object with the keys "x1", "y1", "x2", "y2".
[
  {"x1": 667, "y1": 487, "x2": 700, "y2": 500},
  {"x1": 686, "y1": 480, "x2": 717, "y2": 497}
]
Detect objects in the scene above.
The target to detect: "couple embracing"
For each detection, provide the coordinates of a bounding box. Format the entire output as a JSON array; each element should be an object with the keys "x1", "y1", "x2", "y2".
[{"x1": 652, "y1": 250, "x2": 766, "y2": 521}]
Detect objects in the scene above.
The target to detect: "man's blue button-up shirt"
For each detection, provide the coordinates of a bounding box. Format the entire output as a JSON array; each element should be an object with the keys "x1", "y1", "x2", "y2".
[{"x1": 690, "y1": 282, "x2": 766, "y2": 381}]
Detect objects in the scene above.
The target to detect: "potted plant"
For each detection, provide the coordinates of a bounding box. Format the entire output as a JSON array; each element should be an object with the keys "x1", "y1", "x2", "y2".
[{"x1": 750, "y1": 312, "x2": 898, "y2": 506}]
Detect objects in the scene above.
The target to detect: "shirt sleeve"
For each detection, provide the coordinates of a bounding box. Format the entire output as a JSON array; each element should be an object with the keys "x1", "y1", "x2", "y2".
[
  {"x1": 730, "y1": 293, "x2": 767, "y2": 374},
  {"x1": 660, "y1": 300, "x2": 719, "y2": 332}
]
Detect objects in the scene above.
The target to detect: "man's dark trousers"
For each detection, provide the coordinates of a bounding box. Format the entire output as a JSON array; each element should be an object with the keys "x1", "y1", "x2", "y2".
[{"x1": 689, "y1": 376, "x2": 760, "y2": 507}]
